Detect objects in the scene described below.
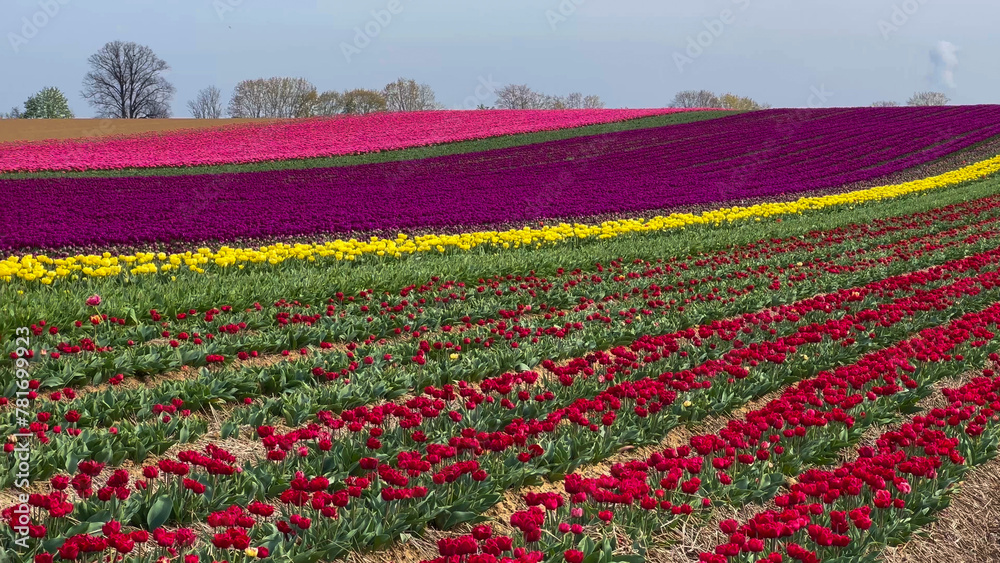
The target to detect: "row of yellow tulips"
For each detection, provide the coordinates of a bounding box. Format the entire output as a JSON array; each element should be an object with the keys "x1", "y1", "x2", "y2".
[{"x1": 4, "y1": 154, "x2": 1000, "y2": 285}]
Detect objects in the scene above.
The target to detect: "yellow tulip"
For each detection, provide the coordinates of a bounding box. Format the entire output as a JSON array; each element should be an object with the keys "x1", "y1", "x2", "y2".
[{"x1": 6, "y1": 154, "x2": 1000, "y2": 284}]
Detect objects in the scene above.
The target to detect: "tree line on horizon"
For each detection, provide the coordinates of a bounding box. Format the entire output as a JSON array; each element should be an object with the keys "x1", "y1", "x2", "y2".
[
  {"x1": 668, "y1": 90, "x2": 952, "y2": 110},
  {"x1": 0, "y1": 41, "x2": 609, "y2": 120},
  {"x1": 872, "y1": 92, "x2": 952, "y2": 106},
  {"x1": 668, "y1": 90, "x2": 772, "y2": 111},
  {"x1": 0, "y1": 41, "x2": 955, "y2": 120}
]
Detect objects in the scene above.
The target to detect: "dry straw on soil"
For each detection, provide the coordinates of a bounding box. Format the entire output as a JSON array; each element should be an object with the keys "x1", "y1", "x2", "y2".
[
  {"x1": 880, "y1": 456, "x2": 1000, "y2": 563},
  {"x1": 0, "y1": 118, "x2": 281, "y2": 143}
]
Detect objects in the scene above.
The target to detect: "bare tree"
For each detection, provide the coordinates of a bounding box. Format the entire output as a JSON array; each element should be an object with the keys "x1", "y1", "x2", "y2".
[
  {"x1": 718, "y1": 92, "x2": 770, "y2": 110},
  {"x1": 563, "y1": 92, "x2": 584, "y2": 109},
  {"x1": 544, "y1": 93, "x2": 604, "y2": 109},
  {"x1": 342, "y1": 89, "x2": 387, "y2": 114},
  {"x1": 495, "y1": 84, "x2": 545, "y2": 109},
  {"x1": 227, "y1": 79, "x2": 269, "y2": 118},
  {"x1": 187, "y1": 86, "x2": 224, "y2": 119},
  {"x1": 265, "y1": 77, "x2": 318, "y2": 117},
  {"x1": 906, "y1": 91, "x2": 950, "y2": 106},
  {"x1": 383, "y1": 78, "x2": 440, "y2": 112},
  {"x1": 496, "y1": 85, "x2": 603, "y2": 110},
  {"x1": 582, "y1": 94, "x2": 605, "y2": 109},
  {"x1": 670, "y1": 90, "x2": 722, "y2": 108},
  {"x1": 228, "y1": 77, "x2": 317, "y2": 118},
  {"x1": 145, "y1": 100, "x2": 172, "y2": 118},
  {"x1": 81, "y1": 41, "x2": 176, "y2": 118},
  {"x1": 541, "y1": 94, "x2": 565, "y2": 109},
  {"x1": 871, "y1": 100, "x2": 900, "y2": 107},
  {"x1": 311, "y1": 90, "x2": 344, "y2": 116}
]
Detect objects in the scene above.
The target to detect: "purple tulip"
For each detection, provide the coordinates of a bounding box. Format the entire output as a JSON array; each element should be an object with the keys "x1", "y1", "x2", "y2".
[{"x1": 3, "y1": 106, "x2": 999, "y2": 250}]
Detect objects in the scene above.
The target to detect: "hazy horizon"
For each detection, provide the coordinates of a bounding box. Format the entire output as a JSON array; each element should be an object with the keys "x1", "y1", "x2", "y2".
[{"x1": 1, "y1": 0, "x2": 993, "y2": 117}]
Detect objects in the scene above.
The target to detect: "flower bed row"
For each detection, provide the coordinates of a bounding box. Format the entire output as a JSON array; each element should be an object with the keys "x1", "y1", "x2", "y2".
[
  {"x1": 424, "y1": 301, "x2": 1000, "y2": 563},
  {"x1": 701, "y1": 373, "x2": 1000, "y2": 562},
  {"x1": 17, "y1": 201, "x2": 993, "y2": 394},
  {"x1": 7, "y1": 181, "x2": 1000, "y2": 562},
  {"x1": 6, "y1": 209, "x2": 1000, "y2": 498},
  {"x1": 4, "y1": 109, "x2": 1000, "y2": 254},
  {"x1": 0, "y1": 109, "x2": 695, "y2": 173},
  {"x1": 6, "y1": 215, "x2": 993, "y2": 479},
  {"x1": 7, "y1": 234, "x2": 989, "y2": 528},
  {"x1": 10, "y1": 187, "x2": 1000, "y2": 400},
  {"x1": 8, "y1": 264, "x2": 1000, "y2": 562},
  {"x1": 11, "y1": 195, "x2": 994, "y2": 424}
]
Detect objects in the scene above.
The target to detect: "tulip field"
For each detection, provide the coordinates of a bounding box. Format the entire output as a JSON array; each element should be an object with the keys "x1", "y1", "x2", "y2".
[
  {"x1": 4, "y1": 107, "x2": 1000, "y2": 563},
  {"x1": 6, "y1": 106, "x2": 1000, "y2": 251},
  {"x1": 0, "y1": 109, "x2": 696, "y2": 174}
]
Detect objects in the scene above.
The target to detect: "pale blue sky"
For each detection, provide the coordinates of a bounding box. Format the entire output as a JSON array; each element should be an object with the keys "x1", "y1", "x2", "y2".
[{"x1": 0, "y1": 0, "x2": 993, "y2": 117}]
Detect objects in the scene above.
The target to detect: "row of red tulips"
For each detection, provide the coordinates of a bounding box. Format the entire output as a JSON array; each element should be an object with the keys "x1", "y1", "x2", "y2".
[
  {"x1": 10, "y1": 241, "x2": 1000, "y2": 561},
  {"x1": 21, "y1": 200, "x2": 997, "y2": 396},
  {"x1": 8, "y1": 195, "x2": 1000, "y2": 561},
  {"x1": 424, "y1": 298, "x2": 1000, "y2": 562}
]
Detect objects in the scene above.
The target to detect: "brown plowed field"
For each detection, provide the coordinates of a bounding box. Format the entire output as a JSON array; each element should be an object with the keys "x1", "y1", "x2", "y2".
[{"x1": 0, "y1": 118, "x2": 285, "y2": 143}]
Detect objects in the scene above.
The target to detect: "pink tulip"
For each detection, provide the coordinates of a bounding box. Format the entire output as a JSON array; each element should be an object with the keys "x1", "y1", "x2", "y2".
[
  {"x1": 0, "y1": 109, "x2": 692, "y2": 173},
  {"x1": 86, "y1": 295, "x2": 101, "y2": 307}
]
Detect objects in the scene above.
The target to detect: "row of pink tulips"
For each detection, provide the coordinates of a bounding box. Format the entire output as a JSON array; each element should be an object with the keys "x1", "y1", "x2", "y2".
[{"x1": 0, "y1": 109, "x2": 696, "y2": 173}]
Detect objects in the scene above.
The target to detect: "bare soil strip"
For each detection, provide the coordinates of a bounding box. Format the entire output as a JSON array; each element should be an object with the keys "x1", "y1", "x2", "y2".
[
  {"x1": 374, "y1": 366, "x2": 983, "y2": 563},
  {"x1": 0, "y1": 118, "x2": 282, "y2": 143},
  {"x1": 880, "y1": 369, "x2": 1000, "y2": 563},
  {"x1": 880, "y1": 455, "x2": 1000, "y2": 563},
  {"x1": 654, "y1": 372, "x2": 979, "y2": 563}
]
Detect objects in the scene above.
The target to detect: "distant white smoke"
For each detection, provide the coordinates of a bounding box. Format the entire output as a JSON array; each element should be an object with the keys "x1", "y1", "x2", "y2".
[{"x1": 929, "y1": 40, "x2": 959, "y2": 88}]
